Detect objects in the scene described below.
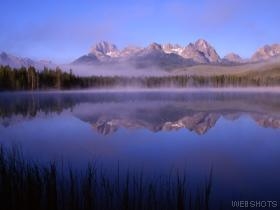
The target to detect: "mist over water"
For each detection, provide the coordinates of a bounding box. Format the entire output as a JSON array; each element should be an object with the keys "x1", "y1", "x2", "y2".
[{"x1": 1, "y1": 90, "x2": 280, "y2": 209}]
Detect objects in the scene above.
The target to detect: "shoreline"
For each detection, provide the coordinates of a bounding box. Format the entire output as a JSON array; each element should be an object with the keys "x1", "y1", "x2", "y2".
[{"x1": 1, "y1": 87, "x2": 280, "y2": 94}]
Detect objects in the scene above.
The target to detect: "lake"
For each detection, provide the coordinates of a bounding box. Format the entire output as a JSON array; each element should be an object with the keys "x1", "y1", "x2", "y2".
[{"x1": 0, "y1": 89, "x2": 280, "y2": 209}]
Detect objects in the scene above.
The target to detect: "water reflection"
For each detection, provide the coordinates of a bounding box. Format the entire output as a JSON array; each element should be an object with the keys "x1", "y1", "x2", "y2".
[
  {"x1": 1, "y1": 91, "x2": 280, "y2": 135},
  {"x1": 1, "y1": 91, "x2": 280, "y2": 207}
]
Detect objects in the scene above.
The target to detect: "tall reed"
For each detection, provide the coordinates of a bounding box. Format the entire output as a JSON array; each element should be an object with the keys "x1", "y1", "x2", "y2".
[{"x1": 0, "y1": 146, "x2": 214, "y2": 210}]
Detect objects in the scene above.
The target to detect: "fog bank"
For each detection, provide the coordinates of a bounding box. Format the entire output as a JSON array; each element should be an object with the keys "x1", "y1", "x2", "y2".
[{"x1": 62, "y1": 63, "x2": 170, "y2": 77}]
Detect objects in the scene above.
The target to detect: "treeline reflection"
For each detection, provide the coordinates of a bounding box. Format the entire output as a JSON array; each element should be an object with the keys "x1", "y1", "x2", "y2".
[{"x1": 1, "y1": 91, "x2": 280, "y2": 134}]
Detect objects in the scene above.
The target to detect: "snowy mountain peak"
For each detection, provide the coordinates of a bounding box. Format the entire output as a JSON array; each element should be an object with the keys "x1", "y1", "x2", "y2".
[
  {"x1": 162, "y1": 43, "x2": 183, "y2": 54},
  {"x1": 90, "y1": 41, "x2": 119, "y2": 57}
]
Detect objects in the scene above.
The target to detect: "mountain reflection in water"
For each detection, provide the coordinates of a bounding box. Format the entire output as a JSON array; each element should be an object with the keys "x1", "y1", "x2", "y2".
[
  {"x1": 1, "y1": 91, "x2": 280, "y2": 135},
  {"x1": 1, "y1": 90, "x2": 280, "y2": 207}
]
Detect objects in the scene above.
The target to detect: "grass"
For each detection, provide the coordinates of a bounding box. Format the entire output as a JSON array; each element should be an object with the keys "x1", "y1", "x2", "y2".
[{"x1": 0, "y1": 145, "x2": 215, "y2": 210}]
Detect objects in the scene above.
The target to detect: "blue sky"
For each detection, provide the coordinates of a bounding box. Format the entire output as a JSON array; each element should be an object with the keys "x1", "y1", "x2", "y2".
[{"x1": 0, "y1": 0, "x2": 280, "y2": 63}]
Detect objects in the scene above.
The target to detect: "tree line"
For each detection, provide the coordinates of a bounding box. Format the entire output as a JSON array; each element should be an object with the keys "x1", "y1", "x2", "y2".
[{"x1": 0, "y1": 65, "x2": 280, "y2": 90}]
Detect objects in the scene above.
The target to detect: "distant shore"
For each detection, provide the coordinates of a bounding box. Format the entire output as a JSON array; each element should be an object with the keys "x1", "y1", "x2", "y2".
[
  {"x1": 1, "y1": 65, "x2": 280, "y2": 91},
  {"x1": 2, "y1": 87, "x2": 280, "y2": 94}
]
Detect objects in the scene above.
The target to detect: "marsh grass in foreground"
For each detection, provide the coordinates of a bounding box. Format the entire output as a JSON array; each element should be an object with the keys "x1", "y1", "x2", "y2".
[{"x1": 0, "y1": 146, "x2": 214, "y2": 210}]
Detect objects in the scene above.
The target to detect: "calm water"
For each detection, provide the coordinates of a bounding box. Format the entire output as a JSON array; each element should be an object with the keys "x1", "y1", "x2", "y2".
[{"x1": 1, "y1": 90, "x2": 280, "y2": 206}]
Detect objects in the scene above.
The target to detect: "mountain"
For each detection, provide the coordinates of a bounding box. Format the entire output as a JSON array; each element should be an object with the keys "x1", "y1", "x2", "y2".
[
  {"x1": 162, "y1": 43, "x2": 183, "y2": 54},
  {"x1": 90, "y1": 41, "x2": 119, "y2": 59},
  {"x1": 3, "y1": 39, "x2": 280, "y2": 73},
  {"x1": 126, "y1": 42, "x2": 194, "y2": 69},
  {"x1": 119, "y1": 46, "x2": 142, "y2": 57},
  {"x1": 72, "y1": 39, "x2": 221, "y2": 69},
  {"x1": 0, "y1": 52, "x2": 36, "y2": 68},
  {"x1": 162, "y1": 39, "x2": 221, "y2": 63},
  {"x1": 72, "y1": 53, "x2": 100, "y2": 65},
  {"x1": 0, "y1": 52, "x2": 56, "y2": 69},
  {"x1": 251, "y1": 44, "x2": 280, "y2": 62},
  {"x1": 193, "y1": 39, "x2": 221, "y2": 63},
  {"x1": 72, "y1": 41, "x2": 195, "y2": 70},
  {"x1": 223, "y1": 53, "x2": 243, "y2": 63},
  {"x1": 180, "y1": 43, "x2": 209, "y2": 63},
  {"x1": 72, "y1": 41, "x2": 120, "y2": 65}
]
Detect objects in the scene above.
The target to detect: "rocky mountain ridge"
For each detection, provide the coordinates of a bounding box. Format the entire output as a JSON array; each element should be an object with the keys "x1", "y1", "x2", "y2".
[
  {"x1": 73, "y1": 39, "x2": 280, "y2": 68},
  {"x1": 251, "y1": 44, "x2": 280, "y2": 61},
  {"x1": 2, "y1": 39, "x2": 280, "y2": 70},
  {"x1": 0, "y1": 52, "x2": 56, "y2": 70}
]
